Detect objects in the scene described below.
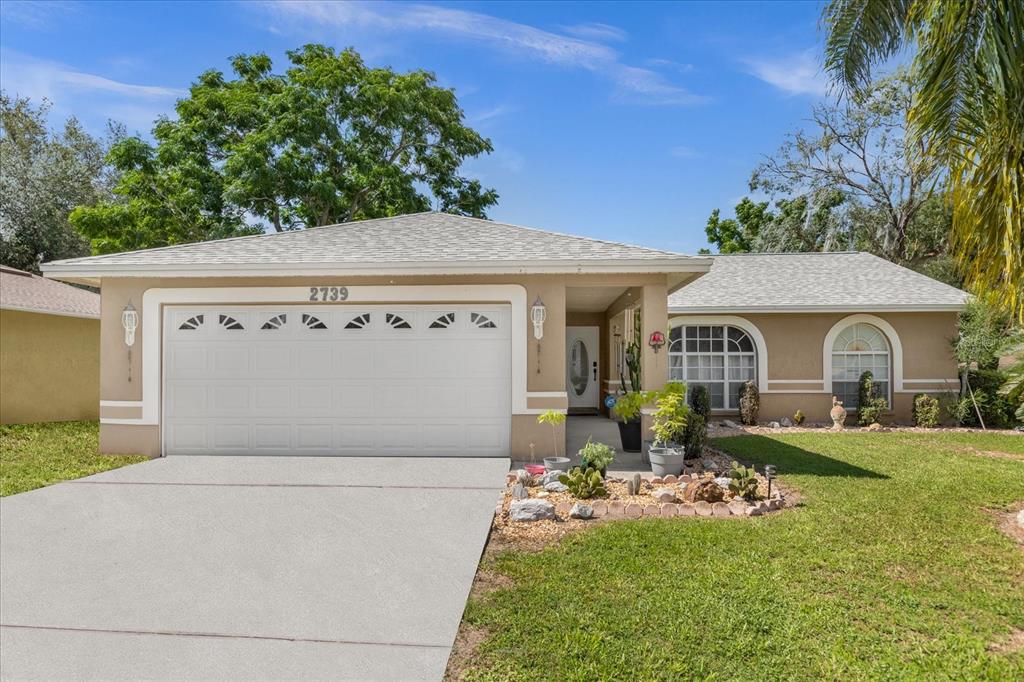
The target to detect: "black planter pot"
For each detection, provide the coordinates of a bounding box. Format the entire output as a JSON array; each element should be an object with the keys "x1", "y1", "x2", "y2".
[
  {"x1": 580, "y1": 462, "x2": 608, "y2": 478},
  {"x1": 617, "y1": 418, "x2": 642, "y2": 453}
]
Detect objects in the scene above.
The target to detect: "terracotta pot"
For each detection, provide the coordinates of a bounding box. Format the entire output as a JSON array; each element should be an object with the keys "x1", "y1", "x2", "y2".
[{"x1": 830, "y1": 397, "x2": 847, "y2": 428}]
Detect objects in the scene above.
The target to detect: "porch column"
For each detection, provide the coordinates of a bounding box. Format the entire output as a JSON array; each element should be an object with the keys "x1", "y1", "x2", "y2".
[{"x1": 640, "y1": 281, "x2": 669, "y2": 440}]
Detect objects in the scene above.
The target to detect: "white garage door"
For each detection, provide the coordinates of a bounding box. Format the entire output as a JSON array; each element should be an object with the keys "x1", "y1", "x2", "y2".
[{"x1": 163, "y1": 304, "x2": 511, "y2": 456}]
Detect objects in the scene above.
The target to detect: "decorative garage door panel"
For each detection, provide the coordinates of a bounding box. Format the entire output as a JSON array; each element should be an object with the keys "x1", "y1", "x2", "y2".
[{"x1": 163, "y1": 305, "x2": 511, "y2": 456}]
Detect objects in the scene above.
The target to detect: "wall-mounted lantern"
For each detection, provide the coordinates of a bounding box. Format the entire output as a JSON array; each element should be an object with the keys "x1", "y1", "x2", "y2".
[
  {"x1": 531, "y1": 296, "x2": 547, "y2": 340},
  {"x1": 648, "y1": 330, "x2": 666, "y2": 353},
  {"x1": 122, "y1": 302, "x2": 138, "y2": 346}
]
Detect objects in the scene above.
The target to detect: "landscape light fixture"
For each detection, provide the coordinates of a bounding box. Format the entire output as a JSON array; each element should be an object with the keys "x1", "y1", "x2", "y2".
[{"x1": 764, "y1": 464, "x2": 777, "y2": 498}]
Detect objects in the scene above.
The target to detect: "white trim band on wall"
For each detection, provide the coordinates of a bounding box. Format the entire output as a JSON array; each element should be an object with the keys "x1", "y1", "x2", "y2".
[
  {"x1": 668, "y1": 314, "x2": 769, "y2": 393},
  {"x1": 138, "y1": 285, "x2": 529, "y2": 426},
  {"x1": 822, "y1": 314, "x2": 904, "y2": 395},
  {"x1": 527, "y1": 391, "x2": 569, "y2": 398},
  {"x1": 100, "y1": 400, "x2": 143, "y2": 408}
]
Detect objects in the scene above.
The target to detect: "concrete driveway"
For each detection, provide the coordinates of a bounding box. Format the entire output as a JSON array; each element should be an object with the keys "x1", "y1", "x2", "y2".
[{"x1": 0, "y1": 456, "x2": 509, "y2": 681}]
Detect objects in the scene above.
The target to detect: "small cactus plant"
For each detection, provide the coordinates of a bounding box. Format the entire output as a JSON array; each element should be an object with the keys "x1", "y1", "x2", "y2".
[
  {"x1": 626, "y1": 472, "x2": 642, "y2": 496},
  {"x1": 727, "y1": 461, "x2": 760, "y2": 501},
  {"x1": 559, "y1": 467, "x2": 608, "y2": 499}
]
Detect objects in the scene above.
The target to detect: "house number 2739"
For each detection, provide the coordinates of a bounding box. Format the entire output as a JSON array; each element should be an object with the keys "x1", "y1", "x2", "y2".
[{"x1": 308, "y1": 286, "x2": 349, "y2": 302}]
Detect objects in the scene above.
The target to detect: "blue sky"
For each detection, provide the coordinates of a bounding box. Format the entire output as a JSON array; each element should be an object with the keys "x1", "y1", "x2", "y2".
[{"x1": 0, "y1": 0, "x2": 831, "y2": 254}]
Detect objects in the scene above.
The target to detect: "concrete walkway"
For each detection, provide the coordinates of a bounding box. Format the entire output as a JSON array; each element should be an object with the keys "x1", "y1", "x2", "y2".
[
  {"x1": 513, "y1": 415, "x2": 650, "y2": 476},
  {"x1": 0, "y1": 456, "x2": 509, "y2": 681}
]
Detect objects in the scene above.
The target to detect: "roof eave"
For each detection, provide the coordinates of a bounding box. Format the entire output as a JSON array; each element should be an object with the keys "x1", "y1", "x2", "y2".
[
  {"x1": 0, "y1": 304, "x2": 100, "y2": 320},
  {"x1": 668, "y1": 303, "x2": 967, "y2": 314},
  {"x1": 42, "y1": 257, "x2": 713, "y2": 282}
]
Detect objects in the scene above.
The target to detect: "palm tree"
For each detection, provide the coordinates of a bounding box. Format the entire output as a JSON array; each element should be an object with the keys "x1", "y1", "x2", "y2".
[{"x1": 822, "y1": 0, "x2": 1023, "y2": 322}]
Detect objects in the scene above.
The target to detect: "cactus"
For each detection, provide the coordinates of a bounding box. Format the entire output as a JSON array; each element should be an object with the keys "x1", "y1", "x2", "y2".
[
  {"x1": 515, "y1": 469, "x2": 536, "y2": 487},
  {"x1": 727, "y1": 460, "x2": 760, "y2": 501},
  {"x1": 558, "y1": 467, "x2": 608, "y2": 500},
  {"x1": 626, "y1": 472, "x2": 642, "y2": 496}
]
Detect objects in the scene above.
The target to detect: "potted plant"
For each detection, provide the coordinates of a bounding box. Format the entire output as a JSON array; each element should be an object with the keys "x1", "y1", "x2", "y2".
[
  {"x1": 613, "y1": 390, "x2": 647, "y2": 452},
  {"x1": 578, "y1": 438, "x2": 615, "y2": 477},
  {"x1": 537, "y1": 410, "x2": 570, "y2": 471},
  {"x1": 648, "y1": 382, "x2": 689, "y2": 476}
]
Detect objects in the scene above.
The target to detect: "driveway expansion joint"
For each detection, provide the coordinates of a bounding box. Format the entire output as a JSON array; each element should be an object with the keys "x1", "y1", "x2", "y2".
[{"x1": 0, "y1": 624, "x2": 450, "y2": 650}]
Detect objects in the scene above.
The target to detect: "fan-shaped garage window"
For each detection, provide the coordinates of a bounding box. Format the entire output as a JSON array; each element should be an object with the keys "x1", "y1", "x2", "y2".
[
  {"x1": 386, "y1": 313, "x2": 412, "y2": 329},
  {"x1": 430, "y1": 313, "x2": 456, "y2": 329},
  {"x1": 219, "y1": 315, "x2": 244, "y2": 330},
  {"x1": 668, "y1": 325, "x2": 757, "y2": 409},
  {"x1": 260, "y1": 314, "x2": 287, "y2": 330},
  {"x1": 302, "y1": 313, "x2": 327, "y2": 330},
  {"x1": 178, "y1": 314, "x2": 204, "y2": 331},
  {"x1": 831, "y1": 323, "x2": 890, "y2": 408},
  {"x1": 470, "y1": 312, "x2": 497, "y2": 329},
  {"x1": 345, "y1": 313, "x2": 371, "y2": 330}
]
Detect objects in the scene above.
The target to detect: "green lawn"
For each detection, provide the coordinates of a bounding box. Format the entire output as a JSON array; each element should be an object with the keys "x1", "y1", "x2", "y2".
[
  {"x1": 462, "y1": 432, "x2": 1024, "y2": 680},
  {"x1": 0, "y1": 421, "x2": 148, "y2": 496}
]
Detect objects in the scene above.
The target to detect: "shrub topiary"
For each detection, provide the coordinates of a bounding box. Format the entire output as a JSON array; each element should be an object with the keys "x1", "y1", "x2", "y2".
[
  {"x1": 912, "y1": 394, "x2": 940, "y2": 427},
  {"x1": 856, "y1": 371, "x2": 888, "y2": 425},
  {"x1": 738, "y1": 380, "x2": 759, "y2": 425},
  {"x1": 682, "y1": 385, "x2": 710, "y2": 460}
]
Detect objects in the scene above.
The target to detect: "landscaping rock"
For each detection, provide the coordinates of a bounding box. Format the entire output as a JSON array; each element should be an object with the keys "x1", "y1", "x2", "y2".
[
  {"x1": 745, "y1": 504, "x2": 764, "y2": 517},
  {"x1": 608, "y1": 500, "x2": 626, "y2": 516},
  {"x1": 713, "y1": 476, "x2": 732, "y2": 489},
  {"x1": 682, "y1": 479, "x2": 725, "y2": 503},
  {"x1": 651, "y1": 488, "x2": 677, "y2": 503},
  {"x1": 662, "y1": 474, "x2": 678, "y2": 484},
  {"x1": 702, "y1": 458, "x2": 720, "y2": 471},
  {"x1": 660, "y1": 503, "x2": 679, "y2": 518},
  {"x1": 509, "y1": 499, "x2": 556, "y2": 522},
  {"x1": 505, "y1": 472, "x2": 517, "y2": 484},
  {"x1": 650, "y1": 476, "x2": 664, "y2": 485},
  {"x1": 712, "y1": 501, "x2": 731, "y2": 516},
  {"x1": 679, "y1": 503, "x2": 696, "y2": 516},
  {"x1": 510, "y1": 483, "x2": 528, "y2": 500},
  {"x1": 544, "y1": 481, "x2": 569, "y2": 493},
  {"x1": 540, "y1": 470, "x2": 564, "y2": 486},
  {"x1": 624, "y1": 503, "x2": 643, "y2": 518},
  {"x1": 728, "y1": 500, "x2": 749, "y2": 516},
  {"x1": 678, "y1": 474, "x2": 692, "y2": 484},
  {"x1": 694, "y1": 501, "x2": 713, "y2": 517},
  {"x1": 780, "y1": 417, "x2": 792, "y2": 427},
  {"x1": 722, "y1": 419, "x2": 741, "y2": 429},
  {"x1": 537, "y1": 491, "x2": 550, "y2": 498},
  {"x1": 569, "y1": 503, "x2": 594, "y2": 520},
  {"x1": 867, "y1": 422, "x2": 884, "y2": 431},
  {"x1": 769, "y1": 421, "x2": 781, "y2": 430},
  {"x1": 591, "y1": 501, "x2": 608, "y2": 517}
]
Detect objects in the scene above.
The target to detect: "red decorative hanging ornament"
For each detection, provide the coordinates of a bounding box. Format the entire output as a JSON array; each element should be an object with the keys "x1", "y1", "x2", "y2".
[{"x1": 648, "y1": 330, "x2": 666, "y2": 353}]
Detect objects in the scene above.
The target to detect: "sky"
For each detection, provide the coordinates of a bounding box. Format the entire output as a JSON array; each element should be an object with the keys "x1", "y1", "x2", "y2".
[{"x1": 0, "y1": 0, "x2": 833, "y2": 254}]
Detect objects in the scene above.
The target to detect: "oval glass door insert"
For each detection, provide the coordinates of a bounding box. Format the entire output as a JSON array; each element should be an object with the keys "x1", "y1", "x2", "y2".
[{"x1": 570, "y1": 338, "x2": 590, "y2": 396}]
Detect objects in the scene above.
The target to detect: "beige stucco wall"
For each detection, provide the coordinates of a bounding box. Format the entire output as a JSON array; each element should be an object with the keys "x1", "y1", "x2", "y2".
[
  {"x1": 97, "y1": 273, "x2": 673, "y2": 457},
  {"x1": 0, "y1": 309, "x2": 100, "y2": 424},
  {"x1": 670, "y1": 310, "x2": 960, "y2": 423}
]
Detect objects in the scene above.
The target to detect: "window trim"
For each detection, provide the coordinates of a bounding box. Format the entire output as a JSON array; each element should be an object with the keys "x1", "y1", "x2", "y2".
[
  {"x1": 822, "y1": 314, "x2": 903, "y2": 397},
  {"x1": 668, "y1": 315, "x2": 768, "y2": 393},
  {"x1": 669, "y1": 323, "x2": 758, "y2": 411}
]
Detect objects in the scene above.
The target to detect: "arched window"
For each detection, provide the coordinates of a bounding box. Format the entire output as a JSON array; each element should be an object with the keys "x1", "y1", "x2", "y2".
[
  {"x1": 831, "y1": 323, "x2": 890, "y2": 408},
  {"x1": 669, "y1": 325, "x2": 757, "y2": 409}
]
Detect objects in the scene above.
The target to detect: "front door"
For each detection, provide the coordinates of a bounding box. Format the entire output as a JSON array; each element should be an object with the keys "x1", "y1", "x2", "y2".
[{"x1": 566, "y1": 326, "x2": 600, "y2": 411}]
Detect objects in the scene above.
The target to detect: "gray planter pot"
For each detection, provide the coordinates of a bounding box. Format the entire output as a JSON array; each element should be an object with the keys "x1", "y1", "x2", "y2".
[
  {"x1": 543, "y1": 457, "x2": 571, "y2": 472},
  {"x1": 649, "y1": 447, "x2": 686, "y2": 477}
]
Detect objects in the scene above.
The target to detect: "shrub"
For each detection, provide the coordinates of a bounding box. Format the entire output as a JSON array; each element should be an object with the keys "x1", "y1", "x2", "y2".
[
  {"x1": 912, "y1": 394, "x2": 940, "y2": 428},
  {"x1": 856, "y1": 371, "x2": 888, "y2": 425},
  {"x1": 614, "y1": 390, "x2": 648, "y2": 423},
  {"x1": 578, "y1": 438, "x2": 615, "y2": 473},
  {"x1": 651, "y1": 382, "x2": 688, "y2": 446},
  {"x1": 728, "y1": 461, "x2": 760, "y2": 501},
  {"x1": 949, "y1": 369, "x2": 1015, "y2": 428},
  {"x1": 738, "y1": 380, "x2": 759, "y2": 425},
  {"x1": 536, "y1": 409, "x2": 567, "y2": 457},
  {"x1": 559, "y1": 466, "x2": 607, "y2": 499},
  {"x1": 793, "y1": 409, "x2": 806, "y2": 426},
  {"x1": 681, "y1": 385, "x2": 710, "y2": 460}
]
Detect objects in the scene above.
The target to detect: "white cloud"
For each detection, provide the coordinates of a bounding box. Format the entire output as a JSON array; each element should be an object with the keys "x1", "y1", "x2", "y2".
[
  {"x1": 252, "y1": 1, "x2": 707, "y2": 106},
  {"x1": 467, "y1": 104, "x2": 517, "y2": 124},
  {"x1": 647, "y1": 58, "x2": 695, "y2": 74},
  {"x1": 561, "y1": 22, "x2": 627, "y2": 43},
  {"x1": 670, "y1": 145, "x2": 700, "y2": 159},
  {"x1": 0, "y1": 50, "x2": 184, "y2": 133},
  {"x1": 742, "y1": 49, "x2": 828, "y2": 97},
  {"x1": 0, "y1": 0, "x2": 80, "y2": 29}
]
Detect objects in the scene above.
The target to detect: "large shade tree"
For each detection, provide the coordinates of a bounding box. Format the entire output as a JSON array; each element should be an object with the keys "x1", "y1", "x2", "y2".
[
  {"x1": 822, "y1": 0, "x2": 1023, "y2": 321},
  {"x1": 72, "y1": 45, "x2": 498, "y2": 253}
]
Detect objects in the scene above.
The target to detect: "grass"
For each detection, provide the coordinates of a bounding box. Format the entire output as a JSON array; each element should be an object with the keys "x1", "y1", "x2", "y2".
[
  {"x1": 0, "y1": 421, "x2": 148, "y2": 496},
  {"x1": 461, "y1": 432, "x2": 1024, "y2": 680}
]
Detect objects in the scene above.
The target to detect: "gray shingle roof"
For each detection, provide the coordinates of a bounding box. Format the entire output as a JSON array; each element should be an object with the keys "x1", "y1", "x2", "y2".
[
  {"x1": 43, "y1": 212, "x2": 704, "y2": 275},
  {"x1": 0, "y1": 265, "x2": 100, "y2": 318},
  {"x1": 668, "y1": 252, "x2": 968, "y2": 311}
]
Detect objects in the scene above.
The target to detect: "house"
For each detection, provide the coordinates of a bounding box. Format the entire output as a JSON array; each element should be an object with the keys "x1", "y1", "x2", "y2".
[
  {"x1": 40, "y1": 213, "x2": 966, "y2": 457},
  {"x1": 0, "y1": 265, "x2": 101, "y2": 424}
]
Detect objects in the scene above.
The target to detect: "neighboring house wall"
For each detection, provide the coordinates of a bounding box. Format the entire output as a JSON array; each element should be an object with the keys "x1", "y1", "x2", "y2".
[
  {"x1": 0, "y1": 309, "x2": 100, "y2": 424},
  {"x1": 97, "y1": 274, "x2": 672, "y2": 457},
  {"x1": 669, "y1": 310, "x2": 959, "y2": 423}
]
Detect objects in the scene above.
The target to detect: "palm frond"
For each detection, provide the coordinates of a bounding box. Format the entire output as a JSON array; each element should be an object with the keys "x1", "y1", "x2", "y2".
[{"x1": 822, "y1": 0, "x2": 914, "y2": 93}]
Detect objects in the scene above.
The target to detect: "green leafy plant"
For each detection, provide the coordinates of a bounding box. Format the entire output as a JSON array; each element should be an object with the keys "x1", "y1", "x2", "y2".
[
  {"x1": 682, "y1": 385, "x2": 709, "y2": 460},
  {"x1": 621, "y1": 308, "x2": 642, "y2": 392},
  {"x1": 728, "y1": 461, "x2": 760, "y2": 502},
  {"x1": 536, "y1": 410, "x2": 566, "y2": 458},
  {"x1": 856, "y1": 371, "x2": 888, "y2": 425},
  {"x1": 578, "y1": 438, "x2": 615, "y2": 473},
  {"x1": 614, "y1": 390, "x2": 648, "y2": 424},
  {"x1": 793, "y1": 409, "x2": 806, "y2": 426},
  {"x1": 912, "y1": 394, "x2": 940, "y2": 428},
  {"x1": 650, "y1": 382, "x2": 689, "y2": 446},
  {"x1": 738, "y1": 380, "x2": 759, "y2": 425},
  {"x1": 559, "y1": 466, "x2": 608, "y2": 500}
]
